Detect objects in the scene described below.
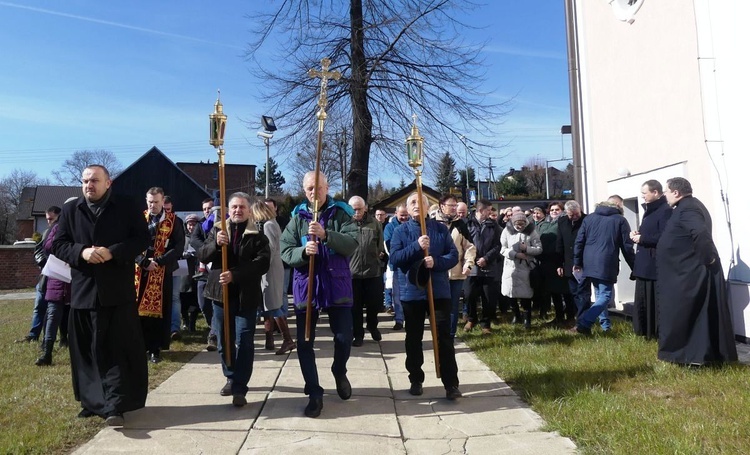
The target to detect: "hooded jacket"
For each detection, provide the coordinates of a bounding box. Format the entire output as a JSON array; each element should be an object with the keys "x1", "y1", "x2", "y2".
[
  {"x1": 500, "y1": 220, "x2": 542, "y2": 298},
  {"x1": 573, "y1": 203, "x2": 635, "y2": 283}
]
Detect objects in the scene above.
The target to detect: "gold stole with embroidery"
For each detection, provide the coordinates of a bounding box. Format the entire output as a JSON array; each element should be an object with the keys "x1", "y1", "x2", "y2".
[{"x1": 136, "y1": 211, "x2": 175, "y2": 318}]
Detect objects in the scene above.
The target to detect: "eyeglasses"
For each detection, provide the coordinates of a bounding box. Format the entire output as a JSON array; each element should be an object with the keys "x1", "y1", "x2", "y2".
[
  {"x1": 549, "y1": 208, "x2": 561, "y2": 212},
  {"x1": 443, "y1": 203, "x2": 457, "y2": 207}
]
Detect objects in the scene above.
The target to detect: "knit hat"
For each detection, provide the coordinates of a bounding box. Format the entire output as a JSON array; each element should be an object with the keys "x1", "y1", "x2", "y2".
[
  {"x1": 511, "y1": 212, "x2": 527, "y2": 224},
  {"x1": 185, "y1": 214, "x2": 200, "y2": 224}
]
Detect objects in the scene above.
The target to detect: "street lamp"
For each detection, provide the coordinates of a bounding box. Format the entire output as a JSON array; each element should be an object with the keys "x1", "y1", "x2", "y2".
[
  {"x1": 459, "y1": 135, "x2": 472, "y2": 204},
  {"x1": 258, "y1": 115, "x2": 277, "y2": 198},
  {"x1": 545, "y1": 125, "x2": 573, "y2": 199}
]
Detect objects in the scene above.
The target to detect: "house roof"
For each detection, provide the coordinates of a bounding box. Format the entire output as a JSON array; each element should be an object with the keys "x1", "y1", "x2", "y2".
[
  {"x1": 371, "y1": 180, "x2": 442, "y2": 212},
  {"x1": 16, "y1": 186, "x2": 81, "y2": 219},
  {"x1": 112, "y1": 146, "x2": 211, "y2": 208}
]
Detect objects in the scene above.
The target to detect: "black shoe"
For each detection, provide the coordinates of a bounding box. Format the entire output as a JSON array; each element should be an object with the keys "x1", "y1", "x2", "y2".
[
  {"x1": 304, "y1": 397, "x2": 323, "y2": 418},
  {"x1": 352, "y1": 338, "x2": 364, "y2": 347},
  {"x1": 77, "y1": 408, "x2": 96, "y2": 418},
  {"x1": 392, "y1": 322, "x2": 403, "y2": 331},
  {"x1": 445, "y1": 386, "x2": 462, "y2": 400},
  {"x1": 34, "y1": 355, "x2": 52, "y2": 366},
  {"x1": 170, "y1": 331, "x2": 181, "y2": 341},
  {"x1": 149, "y1": 353, "x2": 161, "y2": 364},
  {"x1": 104, "y1": 412, "x2": 124, "y2": 427},
  {"x1": 409, "y1": 382, "x2": 423, "y2": 396},
  {"x1": 370, "y1": 328, "x2": 382, "y2": 341},
  {"x1": 335, "y1": 374, "x2": 352, "y2": 400},
  {"x1": 232, "y1": 394, "x2": 247, "y2": 407},
  {"x1": 220, "y1": 379, "x2": 233, "y2": 396},
  {"x1": 58, "y1": 339, "x2": 69, "y2": 349},
  {"x1": 14, "y1": 335, "x2": 37, "y2": 343}
]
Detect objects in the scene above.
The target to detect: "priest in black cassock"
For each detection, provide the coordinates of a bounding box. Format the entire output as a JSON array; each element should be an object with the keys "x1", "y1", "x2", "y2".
[
  {"x1": 53, "y1": 165, "x2": 150, "y2": 427},
  {"x1": 656, "y1": 177, "x2": 737, "y2": 366}
]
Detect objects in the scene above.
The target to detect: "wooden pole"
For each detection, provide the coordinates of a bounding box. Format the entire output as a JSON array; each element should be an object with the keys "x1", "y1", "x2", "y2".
[
  {"x1": 217, "y1": 147, "x2": 231, "y2": 366},
  {"x1": 415, "y1": 170, "x2": 441, "y2": 378}
]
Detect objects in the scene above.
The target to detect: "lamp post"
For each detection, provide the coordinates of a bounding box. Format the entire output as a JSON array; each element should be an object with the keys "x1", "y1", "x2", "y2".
[
  {"x1": 545, "y1": 125, "x2": 573, "y2": 199},
  {"x1": 459, "y1": 135, "x2": 472, "y2": 204},
  {"x1": 406, "y1": 114, "x2": 440, "y2": 378},
  {"x1": 258, "y1": 115, "x2": 277, "y2": 198}
]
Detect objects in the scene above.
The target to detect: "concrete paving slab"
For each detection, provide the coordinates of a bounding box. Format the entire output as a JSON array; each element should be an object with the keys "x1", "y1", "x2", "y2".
[
  {"x1": 275, "y1": 361, "x2": 393, "y2": 397},
  {"x1": 255, "y1": 391, "x2": 401, "y2": 436},
  {"x1": 396, "y1": 395, "x2": 544, "y2": 439},
  {"x1": 151, "y1": 366, "x2": 282, "y2": 395},
  {"x1": 240, "y1": 430, "x2": 405, "y2": 454},
  {"x1": 123, "y1": 392, "x2": 267, "y2": 431},
  {"x1": 73, "y1": 428, "x2": 250, "y2": 454},
  {"x1": 463, "y1": 432, "x2": 578, "y2": 454},
  {"x1": 388, "y1": 369, "x2": 516, "y2": 400}
]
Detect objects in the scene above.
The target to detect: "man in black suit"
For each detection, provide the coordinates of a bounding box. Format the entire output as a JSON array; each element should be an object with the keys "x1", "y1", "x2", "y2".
[{"x1": 53, "y1": 164, "x2": 150, "y2": 427}]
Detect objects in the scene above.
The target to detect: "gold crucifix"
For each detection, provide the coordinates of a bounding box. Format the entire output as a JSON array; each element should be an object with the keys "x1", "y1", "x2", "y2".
[{"x1": 308, "y1": 57, "x2": 341, "y2": 120}]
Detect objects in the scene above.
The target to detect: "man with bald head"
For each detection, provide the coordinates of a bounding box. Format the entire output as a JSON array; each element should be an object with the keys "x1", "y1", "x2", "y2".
[
  {"x1": 456, "y1": 202, "x2": 469, "y2": 221},
  {"x1": 390, "y1": 192, "x2": 461, "y2": 400},
  {"x1": 281, "y1": 171, "x2": 359, "y2": 418},
  {"x1": 347, "y1": 196, "x2": 386, "y2": 346}
]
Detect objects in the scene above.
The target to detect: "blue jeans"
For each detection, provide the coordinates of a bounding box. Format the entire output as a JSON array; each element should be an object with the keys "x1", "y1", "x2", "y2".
[
  {"x1": 28, "y1": 282, "x2": 49, "y2": 339},
  {"x1": 391, "y1": 272, "x2": 404, "y2": 324},
  {"x1": 449, "y1": 280, "x2": 465, "y2": 338},
  {"x1": 577, "y1": 278, "x2": 613, "y2": 331},
  {"x1": 196, "y1": 280, "x2": 215, "y2": 338},
  {"x1": 171, "y1": 276, "x2": 181, "y2": 333},
  {"x1": 295, "y1": 306, "x2": 352, "y2": 399},
  {"x1": 42, "y1": 301, "x2": 65, "y2": 344},
  {"x1": 211, "y1": 299, "x2": 256, "y2": 396}
]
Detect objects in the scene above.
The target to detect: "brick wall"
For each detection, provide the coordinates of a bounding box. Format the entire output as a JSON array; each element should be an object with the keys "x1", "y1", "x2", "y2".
[{"x1": 0, "y1": 245, "x2": 40, "y2": 290}]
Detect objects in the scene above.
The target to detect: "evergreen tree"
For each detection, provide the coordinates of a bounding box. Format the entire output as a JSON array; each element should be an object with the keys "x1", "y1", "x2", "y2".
[
  {"x1": 256, "y1": 157, "x2": 286, "y2": 196},
  {"x1": 496, "y1": 174, "x2": 528, "y2": 197},
  {"x1": 435, "y1": 152, "x2": 458, "y2": 194}
]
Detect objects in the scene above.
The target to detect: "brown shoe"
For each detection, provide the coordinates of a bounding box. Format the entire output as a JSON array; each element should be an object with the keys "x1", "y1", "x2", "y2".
[
  {"x1": 275, "y1": 339, "x2": 296, "y2": 355},
  {"x1": 464, "y1": 321, "x2": 474, "y2": 332},
  {"x1": 481, "y1": 327, "x2": 491, "y2": 336}
]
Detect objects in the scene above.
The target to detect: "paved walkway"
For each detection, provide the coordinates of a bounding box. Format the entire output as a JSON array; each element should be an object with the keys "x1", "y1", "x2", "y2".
[{"x1": 71, "y1": 312, "x2": 577, "y2": 455}]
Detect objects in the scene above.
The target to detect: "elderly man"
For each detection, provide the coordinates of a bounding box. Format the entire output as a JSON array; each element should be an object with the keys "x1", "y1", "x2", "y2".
[
  {"x1": 53, "y1": 164, "x2": 150, "y2": 426},
  {"x1": 390, "y1": 192, "x2": 461, "y2": 399},
  {"x1": 456, "y1": 202, "x2": 469, "y2": 221},
  {"x1": 555, "y1": 200, "x2": 590, "y2": 323},
  {"x1": 199, "y1": 192, "x2": 271, "y2": 406},
  {"x1": 348, "y1": 196, "x2": 386, "y2": 346},
  {"x1": 656, "y1": 177, "x2": 737, "y2": 366},
  {"x1": 135, "y1": 187, "x2": 185, "y2": 363},
  {"x1": 384, "y1": 204, "x2": 409, "y2": 330},
  {"x1": 280, "y1": 171, "x2": 358, "y2": 418}
]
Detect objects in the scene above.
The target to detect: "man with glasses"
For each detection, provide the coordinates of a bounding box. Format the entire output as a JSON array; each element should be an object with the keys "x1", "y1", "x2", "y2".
[{"x1": 434, "y1": 195, "x2": 475, "y2": 339}]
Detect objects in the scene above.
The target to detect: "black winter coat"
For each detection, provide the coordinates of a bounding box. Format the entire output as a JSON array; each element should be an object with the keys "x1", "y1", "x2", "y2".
[
  {"x1": 53, "y1": 193, "x2": 150, "y2": 310},
  {"x1": 555, "y1": 213, "x2": 586, "y2": 277},
  {"x1": 466, "y1": 216, "x2": 502, "y2": 277},
  {"x1": 632, "y1": 195, "x2": 672, "y2": 280}
]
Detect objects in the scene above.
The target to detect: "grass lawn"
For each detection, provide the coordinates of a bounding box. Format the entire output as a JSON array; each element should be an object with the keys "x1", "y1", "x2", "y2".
[
  {"x1": 462, "y1": 316, "x2": 750, "y2": 454},
  {"x1": 0, "y1": 298, "x2": 207, "y2": 454}
]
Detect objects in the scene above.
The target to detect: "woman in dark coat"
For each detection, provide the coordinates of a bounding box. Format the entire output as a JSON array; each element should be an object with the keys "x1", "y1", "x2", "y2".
[
  {"x1": 656, "y1": 177, "x2": 737, "y2": 365},
  {"x1": 630, "y1": 180, "x2": 671, "y2": 339}
]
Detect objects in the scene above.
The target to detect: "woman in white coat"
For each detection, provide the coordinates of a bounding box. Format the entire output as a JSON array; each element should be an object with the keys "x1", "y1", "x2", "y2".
[
  {"x1": 251, "y1": 201, "x2": 296, "y2": 355},
  {"x1": 500, "y1": 212, "x2": 542, "y2": 328}
]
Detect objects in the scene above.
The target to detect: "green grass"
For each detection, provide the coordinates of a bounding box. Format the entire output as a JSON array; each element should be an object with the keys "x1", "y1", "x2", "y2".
[
  {"x1": 461, "y1": 316, "x2": 750, "y2": 454},
  {"x1": 0, "y1": 299, "x2": 207, "y2": 454}
]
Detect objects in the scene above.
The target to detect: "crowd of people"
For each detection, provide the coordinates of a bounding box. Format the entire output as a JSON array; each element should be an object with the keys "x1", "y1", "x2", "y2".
[{"x1": 15, "y1": 166, "x2": 738, "y2": 426}]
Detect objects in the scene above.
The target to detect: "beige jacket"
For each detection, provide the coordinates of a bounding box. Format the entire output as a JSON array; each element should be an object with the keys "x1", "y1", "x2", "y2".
[{"x1": 435, "y1": 211, "x2": 476, "y2": 280}]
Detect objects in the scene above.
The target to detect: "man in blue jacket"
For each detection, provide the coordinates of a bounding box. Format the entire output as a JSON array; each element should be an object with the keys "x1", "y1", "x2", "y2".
[
  {"x1": 571, "y1": 197, "x2": 635, "y2": 334},
  {"x1": 390, "y1": 192, "x2": 461, "y2": 400}
]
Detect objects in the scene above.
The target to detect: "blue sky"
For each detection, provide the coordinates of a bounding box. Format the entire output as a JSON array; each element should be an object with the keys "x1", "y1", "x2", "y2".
[{"x1": 0, "y1": 1, "x2": 571, "y2": 189}]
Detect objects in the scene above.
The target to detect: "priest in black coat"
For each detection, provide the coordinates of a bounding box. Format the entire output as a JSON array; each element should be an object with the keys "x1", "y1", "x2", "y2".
[
  {"x1": 53, "y1": 165, "x2": 150, "y2": 426},
  {"x1": 656, "y1": 177, "x2": 737, "y2": 366}
]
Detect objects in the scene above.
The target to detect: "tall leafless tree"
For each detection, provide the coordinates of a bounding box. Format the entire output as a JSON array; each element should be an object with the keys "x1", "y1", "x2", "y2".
[
  {"x1": 52, "y1": 150, "x2": 122, "y2": 185},
  {"x1": 245, "y1": 0, "x2": 509, "y2": 199},
  {"x1": 0, "y1": 169, "x2": 48, "y2": 244}
]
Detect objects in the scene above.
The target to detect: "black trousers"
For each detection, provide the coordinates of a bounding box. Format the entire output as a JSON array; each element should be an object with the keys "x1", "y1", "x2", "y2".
[
  {"x1": 467, "y1": 276, "x2": 498, "y2": 328},
  {"x1": 402, "y1": 298, "x2": 458, "y2": 389},
  {"x1": 352, "y1": 276, "x2": 384, "y2": 341},
  {"x1": 633, "y1": 278, "x2": 658, "y2": 339}
]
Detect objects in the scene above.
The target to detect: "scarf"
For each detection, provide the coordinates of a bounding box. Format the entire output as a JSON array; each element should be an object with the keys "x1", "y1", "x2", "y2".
[{"x1": 136, "y1": 210, "x2": 175, "y2": 318}]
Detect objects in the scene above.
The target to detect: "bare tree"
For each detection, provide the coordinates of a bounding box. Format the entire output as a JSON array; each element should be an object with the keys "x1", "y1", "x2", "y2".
[
  {"x1": 52, "y1": 150, "x2": 122, "y2": 185},
  {"x1": 246, "y1": 0, "x2": 509, "y2": 199},
  {"x1": 0, "y1": 169, "x2": 48, "y2": 244},
  {"x1": 522, "y1": 157, "x2": 547, "y2": 197}
]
